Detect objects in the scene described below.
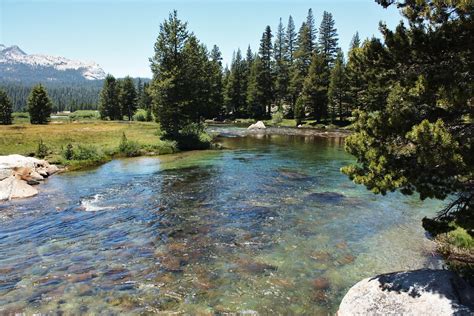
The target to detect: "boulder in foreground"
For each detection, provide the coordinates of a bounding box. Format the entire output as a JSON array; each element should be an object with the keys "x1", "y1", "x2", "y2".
[
  {"x1": 0, "y1": 155, "x2": 61, "y2": 201},
  {"x1": 338, "y1": 269, "x2": 474, "y2": 315}
]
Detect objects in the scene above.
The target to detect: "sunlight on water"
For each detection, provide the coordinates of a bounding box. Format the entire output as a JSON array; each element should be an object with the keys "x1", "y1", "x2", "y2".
[{"x1": 0, "y1": 131, "x2": 444, "y2": 314}]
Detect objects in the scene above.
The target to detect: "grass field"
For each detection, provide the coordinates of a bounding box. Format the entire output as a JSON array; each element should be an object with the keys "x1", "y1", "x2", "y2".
[{"x1": 0, "y1": 117, "x2": 176, "y2": 169}]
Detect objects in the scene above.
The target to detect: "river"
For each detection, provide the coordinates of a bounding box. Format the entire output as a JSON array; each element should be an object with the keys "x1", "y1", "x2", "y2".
[{"x1": 0, "y1": 129, "x2": 443, "y2": 314}]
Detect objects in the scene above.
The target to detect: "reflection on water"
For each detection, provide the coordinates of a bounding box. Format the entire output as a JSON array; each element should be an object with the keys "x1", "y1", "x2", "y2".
[{"x1": 0, "y1": 131, "x2": 443, "y2": 314}]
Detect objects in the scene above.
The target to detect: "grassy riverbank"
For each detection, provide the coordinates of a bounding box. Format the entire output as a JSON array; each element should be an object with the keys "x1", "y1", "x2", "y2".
[{"x1": 0, "y1": 118, "x2": 176, "y2": 170}]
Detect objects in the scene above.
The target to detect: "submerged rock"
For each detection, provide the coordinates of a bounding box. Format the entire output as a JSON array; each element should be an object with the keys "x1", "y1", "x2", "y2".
[
  {"x1": 313, "y1": 277, "x2": 330, "y2": 290},
  {"x1": 278, "y1": 168, "x2": 311, "y2": 181},
  {"x1": 0, "y1": 155, "x2": 61, "y2": 201},
  {"x1": 248, "y1": 121, "x2": 266, "y2": 130},
  {"x1": 338, "y1": 269, "x2": 474, "y2": 315},
  {"x1": 234, "y1": 258, "x2": 278, "y2": 274},
  {"x1": 305, "y1": 191, "x2": 345, "y2": 203}
]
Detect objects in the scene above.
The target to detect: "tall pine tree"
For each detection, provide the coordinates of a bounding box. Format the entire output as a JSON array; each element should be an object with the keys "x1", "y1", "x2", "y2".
[
  {"x1": 286, "y1": 16, "x2": 296, "y2": 65},
  {"x1": 150, "y1": 10, "x2": 190, "y2": 141},
  {"x1": 318, "y1": 11, "x2": 338, "y2": 67},
  {"x1": 301, "y1": 51, "x2": 329, "y2": 122},
  {"x1": 306, "y1": 8, "x2": 317, "y2": 52},
  {"x1": 208, "y1": 45, "x2": 224, "y2": 118},
  {"x1": 274, "y1": 18, "x2": 289, "y2": 111},
  {"x1": 119, "y1": 76, "x2": 138, "y2": 121},
  {"x1": 0, "y1": 89, "x2": 13, "y2": 125},
  {"x1": 99, "y1": 74, "x2": 120, "y2": 120},
  {"x1": 27, "y1": 84, "x2": 52, "y2": 124},
  {"x1": 289, "y1": 22, "x2": 313, "y2": 115},
  {"x1": 258, "y1": 25, "x2": 274, "y2": 116},
  {"x1": 224, "y1": 49, "x2": 247, "y2": 116},
  {"x1": 150, "y1": 11, "x2": 215, "y2": 148},
  {"x1": 328, "y1": 49, "x2": 347, "y2": 121}
]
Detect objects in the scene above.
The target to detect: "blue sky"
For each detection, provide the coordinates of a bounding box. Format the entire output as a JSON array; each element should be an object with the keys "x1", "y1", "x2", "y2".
[{"x1": 1, "y1": 0, "x2": 402, "y2": 78}]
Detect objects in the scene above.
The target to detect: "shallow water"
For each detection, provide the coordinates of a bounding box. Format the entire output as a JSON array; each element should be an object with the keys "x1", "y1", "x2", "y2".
[{"x1": 0, "y1": 131, "x2": 443, "y2": 314}]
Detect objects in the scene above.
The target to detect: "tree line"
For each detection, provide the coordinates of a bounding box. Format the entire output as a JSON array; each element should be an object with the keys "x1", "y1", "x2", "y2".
[
  {"x1": 0, "y1": 82, "x2": 102, "y2": 112},
  {"x1": 223, "y1": 9, "x2": 356, "y2": 123},
  {"x1": 98, "y1": 76, "x2": 153, "y2": 121}
]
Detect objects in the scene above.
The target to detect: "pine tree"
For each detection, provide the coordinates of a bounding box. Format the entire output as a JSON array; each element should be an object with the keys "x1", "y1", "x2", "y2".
[
  {"x1": 301, "y1": 51, "x2": 329, "y2": 122},
  {"x1": 274, "y1": 18, "x2": 289, "y2": 111},
  {"x1": 27, "y1": 84, "x2": 52, "y2": 124},
  {"x1": 286, "y1": 16, "x2": 296, "y2": 65},
  {"x1": 150, "y1": 10, "x2": 190, "y2": 140},
  {"x1": 328, "y1": 50, "x2": 347, "y2": 121},
  {"x1": 224, "y1": 49, "x2": 247, "y2": 116},
  {"x1": 119, "y1": 76, "x2": 138, "y2": 121},
  {"x1": 99, "y1": 74, "x2": 120, "y2": 120},
  {"x1": 0, "y1": 89, "x2": 13, "y2": 125},
  {"x1": 306, "y1": 8, "x2": 317, "y2": 52},
  {"x1": 150, "y1": 10, "x2": 213, "y2": 148},
  {"x1": 258, "y1": 25, "x2": 273, "y2": 116},
  {"x1": 342, "y1": 1, "x2": 474, "y2": 260},
  {"x1": 246, "y1": 45, "x2": 254, "y2": 65},
  {"x1": 345, "y1": 39, "x2": 364, "y2": 113},
  {"x1": 289, "y1": 22, "x2": 313, "y2": 115},
  {"x1": 318, "y1": 11, "x2": 338, "y2": 67},
  {"x1": 208, "y1": 45, "x2": 224, "y2": 118},
  {"x1": 137, "y1": 78, "x2": 144, "y2": 107},
  {"x1": 246, "y1": 57, "x2": 266, "y2": 119},
  {"x1": 294, "y1": 95, "x2": 305, "y2": 126},
  {"x1": 350, "y1": 31, "x2": 361, "y2": 49}
]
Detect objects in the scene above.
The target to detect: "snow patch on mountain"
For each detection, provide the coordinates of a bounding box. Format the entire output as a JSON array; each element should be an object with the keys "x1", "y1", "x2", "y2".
[{"x1": 0, "y1": 44, "x2": 106, "y2": 80}]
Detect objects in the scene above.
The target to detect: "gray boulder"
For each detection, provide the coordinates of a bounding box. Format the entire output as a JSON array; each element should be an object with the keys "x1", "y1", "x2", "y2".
[{"x1": 339, "y1": 269, "x2": 474, "y2": 315}]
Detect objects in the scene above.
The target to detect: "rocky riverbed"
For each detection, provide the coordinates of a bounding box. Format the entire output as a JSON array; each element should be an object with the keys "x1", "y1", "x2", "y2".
[
  {"x1": 207, "y1": 122, "x2": 351, "y2": 138},
  {"x1": 0, "y1": 155, "x2": 61, "y2": 201}
]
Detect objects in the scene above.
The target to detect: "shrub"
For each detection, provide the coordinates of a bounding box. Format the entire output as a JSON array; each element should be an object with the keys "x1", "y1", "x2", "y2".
[
  {"x1": 13, "y1": 112, "x2": 29, "y2": 119},
  {"x1": 72, "y1": 145, "x2": 104, "y2": 161},
  {"x1": 63, "y1": 143, "x2": 74, "y2": 160},
  {"x1": 133, "y1": 109, "x2": 148, "y2": 122},
  {"x1": 294, "y1": 96, "x2": 305, "y2": 126},
  {"x1": 118, "y1": 132, "x2": 141, "y2": 157},
  {"x1": 36, "y1": 139, "x2": 49, "y2": 158},
  {"x1": 271, "y1": 111, "x2": 284, "y2": 125},
  {"x1": 176, "y1": 123, "x2": 212, "y2": 150},
  {"x1": 69, "y1": 110, "x2": 100, "y2": 121},
  {"x1": 445, "y1": 227, "x2": 474, "y2": 249}
]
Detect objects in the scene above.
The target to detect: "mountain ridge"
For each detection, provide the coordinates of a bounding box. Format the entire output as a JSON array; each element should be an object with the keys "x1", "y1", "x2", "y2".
[{"x1": 0, "y1": 44, "x2": 106, "y2": 82}]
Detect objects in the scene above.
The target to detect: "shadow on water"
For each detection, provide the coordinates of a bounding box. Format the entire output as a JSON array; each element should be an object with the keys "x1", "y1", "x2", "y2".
[{"x1": 0, "y1": 128, "x2": 445, "y2": 314}]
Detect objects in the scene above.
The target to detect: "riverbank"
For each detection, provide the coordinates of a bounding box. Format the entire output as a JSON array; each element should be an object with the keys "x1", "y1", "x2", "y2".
[
  {"x1": 1, "y1": 120, "x2": 349, "y2": 171},
  {"x1": 0, "y1": 121, "x2": 176, "y2": 170},
  {"x1": 208, "y1": 123, "x2": 351, "y2": 138}
]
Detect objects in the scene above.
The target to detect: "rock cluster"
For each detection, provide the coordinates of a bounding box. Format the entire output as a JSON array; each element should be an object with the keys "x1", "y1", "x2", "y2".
[
  {"x1": 338, "y1": 269, "x2": 474, "y2": 315},
  {"x1": 0, "y1": 154, "x2": 61, "y2": 201}
]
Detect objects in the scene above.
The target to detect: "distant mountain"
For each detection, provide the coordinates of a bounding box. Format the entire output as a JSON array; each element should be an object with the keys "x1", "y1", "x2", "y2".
[{"x1": 0, "y1": 44, "x2": 106, "y2": 83}]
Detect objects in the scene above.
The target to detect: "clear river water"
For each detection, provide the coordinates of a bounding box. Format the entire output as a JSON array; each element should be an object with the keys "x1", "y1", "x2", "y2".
[{"x1": 0, "y1": 129, "x2": 444, "y2": 314}]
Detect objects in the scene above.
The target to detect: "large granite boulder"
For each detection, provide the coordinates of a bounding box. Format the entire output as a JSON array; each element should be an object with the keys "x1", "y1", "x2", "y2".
[
  {"x1": 338, "y1": 269, "x2": 474, "y2": 315},
  {"x1": 0, "y1": 155, "x2": 61, "y2": 201}
]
